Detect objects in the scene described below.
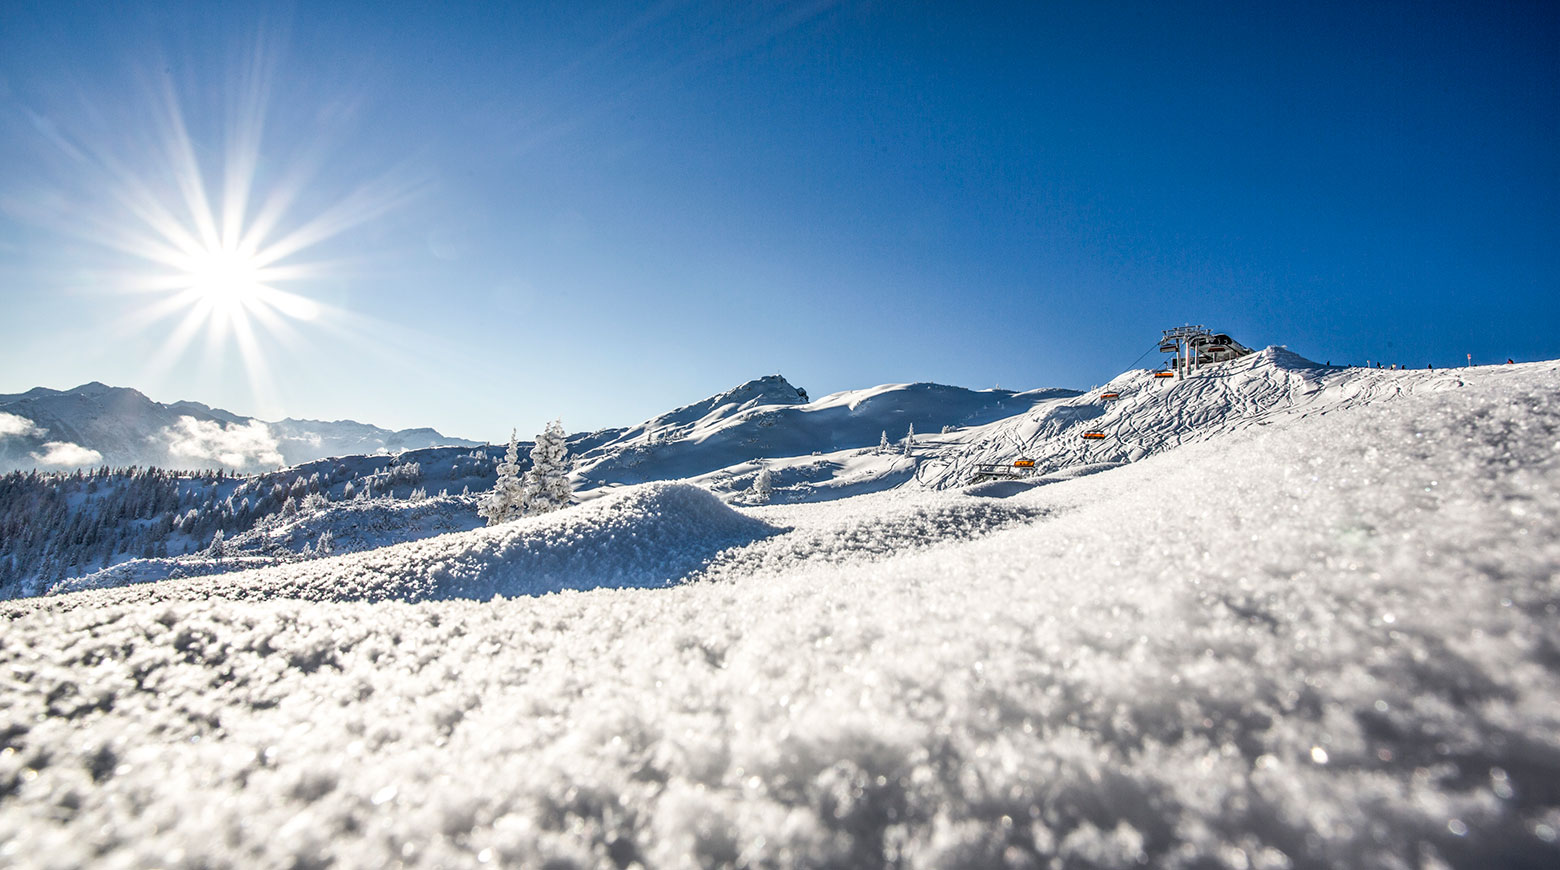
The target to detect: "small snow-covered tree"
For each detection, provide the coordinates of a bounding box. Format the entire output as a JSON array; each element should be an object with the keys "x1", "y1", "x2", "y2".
[
  {"x1": 902, "y1": 423, "x2": 915, "y2": 456},
  {"x1": 342, "y1": 481, "x2": 356, "y2": 500},
  {"x1": 878, "y1": 430, "x2": 890, "y2": 454},
  {"x1": 751, "y1": 467, "x2": 774, "y2": 503},
  {"x1": 208, "y1": 529, "x2": 225, "y2": 560},
  {"x1": 478, "y1": 430, "x2": 528, "y2": 526},
  {"x1": 521, "y1": 420, "x2": 572, "y2": 516},
  {"x1": 315, "y1": 529, "x2": 334, "y2": 557}
]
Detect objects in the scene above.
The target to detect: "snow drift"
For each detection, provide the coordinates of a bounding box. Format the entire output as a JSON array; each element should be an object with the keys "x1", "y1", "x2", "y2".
[{"x1": 53, "y1": 483, "x2": 784, "y2": 604}]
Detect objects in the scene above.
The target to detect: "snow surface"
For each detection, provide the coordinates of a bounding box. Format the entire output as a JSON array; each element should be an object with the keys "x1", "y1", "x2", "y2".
[{"x1": 1, "y1": 359, "x2": 1558, "y2": 867}]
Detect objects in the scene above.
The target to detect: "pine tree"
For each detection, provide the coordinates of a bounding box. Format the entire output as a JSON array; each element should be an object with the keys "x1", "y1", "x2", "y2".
[
  {"x1": 478, "y1": 430, "x2": 528, "y2": 526},
  {"x1": 751, "y1": 467, "x2": 774, "y2": 503},
  {"x1": 521, "y1": 420, "x2": 572, "y2": 516},
  {"x1": 902, "y1": 423, "x2": 915, "y2": 456},
  {"x1": 879, "y1": 430, "x2": 890, "y2": 454},
  {"x1": 208, "y1": 529, "x2": 225, "y2": 560}
]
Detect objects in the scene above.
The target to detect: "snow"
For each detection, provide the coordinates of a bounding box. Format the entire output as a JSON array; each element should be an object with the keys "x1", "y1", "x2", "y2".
[
  {"x1": 52, "y1": 494, "x2": 489, "y2": 595},
  {"x1": 572, "y1": 376, "x2": 1079, "y2": 490},
  {"x1": 1, "y1": 357, "x2": 1558, "y2": 867},
  {"x1": 51, "y1": 483, "x2": 783, "y2": 604},
  {"x1": 915, "y1": 348, "x2": 1486, "y2": 490}
]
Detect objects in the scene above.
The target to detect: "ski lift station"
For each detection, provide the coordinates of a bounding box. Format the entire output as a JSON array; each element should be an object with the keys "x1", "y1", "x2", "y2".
[
  {"x1": 966, "y1": 325, "x2": 1256, "y2": 484},
  {"x1": 1158, "y1": 325, "x2": 1254, "y2": 376}
]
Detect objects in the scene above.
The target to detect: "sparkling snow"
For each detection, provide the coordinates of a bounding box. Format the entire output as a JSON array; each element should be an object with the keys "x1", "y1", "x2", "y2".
[{"x1": 1, "y1": 359, "x2": 1558, "y2": 868}]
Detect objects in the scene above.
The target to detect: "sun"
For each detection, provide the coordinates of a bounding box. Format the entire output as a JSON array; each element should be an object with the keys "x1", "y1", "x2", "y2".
[
  {"x1": 185, "y1": 246, "x2": 265, "y2": 310},
  {"x1": 30, "y1": 40, "x2": 416, "y2": 411}
]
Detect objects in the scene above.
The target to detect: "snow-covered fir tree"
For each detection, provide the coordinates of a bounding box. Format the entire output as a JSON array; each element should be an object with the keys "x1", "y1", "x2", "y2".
[
  {"x1": 521, "y1": 420, "x2": 572, "y2": 516},
  {"x1": 477, "y1": 430, "x2": 528, "y2": 526},
  {"x1": 902, "y1": 423, "x2": 915, "y2": 456},
  {"x1": 751, "y1": 467, "x2": 774, "y2": 504},
  {"x1": 879, "y1": 430, "x2": 890, "y2": 453},
  {"x1": 208, "y1": 529, "x2": 225, "y2": 559}
]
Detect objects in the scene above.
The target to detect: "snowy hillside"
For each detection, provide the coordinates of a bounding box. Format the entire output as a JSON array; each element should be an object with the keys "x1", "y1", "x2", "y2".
[
  {"x1": 0, "y1": 446, "x2": 515, "y2": 599},
  {"x1": 0, "y1": 381, "x2": 479, "y2": 472},
  {"x1": 11, "y1": 375, "x2": 1076, "y2": 596},
  {"x1": 572, "y1": 374, "x2": 1077, "y2": 493},
  {"x1": 49, "y1": 492, "x2": 490, "y2": 597},
  {"x1": 1, "y1": 356, "x2": 1556, "y2": 867},
  {"x1": 916, "y1": 347, "x2": 1475, "y2": 490}
]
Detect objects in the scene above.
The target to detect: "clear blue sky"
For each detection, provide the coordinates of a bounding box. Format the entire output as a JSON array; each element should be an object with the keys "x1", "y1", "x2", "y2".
[{"x1": 1, "y1": 1, "x2": 1555, "y2": 441}]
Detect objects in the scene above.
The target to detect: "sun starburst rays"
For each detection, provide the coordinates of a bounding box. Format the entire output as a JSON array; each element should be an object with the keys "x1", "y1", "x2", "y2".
[
  {"x1": 84, "y1": 57, "x2": 420, "y2": 410},
  {"x1": 14, "y1": 33, "x2": 428, "y2": 416}
]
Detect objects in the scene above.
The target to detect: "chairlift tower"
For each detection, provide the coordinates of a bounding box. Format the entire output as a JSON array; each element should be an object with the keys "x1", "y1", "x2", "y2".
[
  {"x1": 1159, "y1": 325, "x2": 1254, "y2": 377},
  {"x1": 1160, "y1": 325, "x2": 1210, "y2": 377}
]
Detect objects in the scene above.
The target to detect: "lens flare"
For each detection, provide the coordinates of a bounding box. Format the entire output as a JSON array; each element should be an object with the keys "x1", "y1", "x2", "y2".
[{"x1": 20, "y1": 36, "x2": 418, "y2": 412}]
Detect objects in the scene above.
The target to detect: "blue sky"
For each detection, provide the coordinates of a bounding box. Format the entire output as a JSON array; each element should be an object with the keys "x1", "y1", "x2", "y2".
[{"x1": 1, "y1": 1, "x2": 1555, "y2": 440}]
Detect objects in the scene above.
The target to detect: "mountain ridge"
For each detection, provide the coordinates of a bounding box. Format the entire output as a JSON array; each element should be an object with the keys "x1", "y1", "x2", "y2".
[{"x1": 0, "y1": 381, "x2": 481, "y2": 473}]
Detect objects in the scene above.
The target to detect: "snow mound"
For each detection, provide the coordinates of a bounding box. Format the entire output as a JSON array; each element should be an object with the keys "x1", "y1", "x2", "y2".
[
  {"x1": 962, "y1": 478, "x2": 1042, "y2": 498},
  {"x1": 53, "y1": 483, "x2": 783, "y2": 604},
  {"x1": 699, "y1": 492, "x2": 1050, "y2": 580}
]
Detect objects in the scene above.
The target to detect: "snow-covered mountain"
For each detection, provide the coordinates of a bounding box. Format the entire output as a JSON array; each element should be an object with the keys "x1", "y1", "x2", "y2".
[
  {"x1": 0, "y1": 381, "x2": 480, "y2": 472},
  {"x1": 11, "y1": 373, "x2": 1080, "y2": 595},
  {"x1": 5, "y1": 351, "x2": 1557, "y2": 868},
  {"x1": 571, "y1": 374, "x2": 1078, "y2": 490}
]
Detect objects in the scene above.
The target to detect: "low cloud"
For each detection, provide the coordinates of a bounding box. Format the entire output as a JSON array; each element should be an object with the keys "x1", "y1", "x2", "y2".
[
  {"x1": 164, "y1": 416, "x2": 284, "y2": 471},
  {"x1": 30, "y1": 441, "x2": 103, "y2": 467},
  {"x1": 0, "y1": 412, "x2": 45, "y2": 439}
]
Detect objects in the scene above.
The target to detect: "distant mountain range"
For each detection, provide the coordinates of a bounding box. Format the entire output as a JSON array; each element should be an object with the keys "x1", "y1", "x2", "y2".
[{"x1": 0, "y1": 382, "x2": 481, "y2": 473}]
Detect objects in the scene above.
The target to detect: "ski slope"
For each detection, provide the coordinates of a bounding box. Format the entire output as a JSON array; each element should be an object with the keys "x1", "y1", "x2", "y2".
[
  {"x1": 917, "y1": 347, "x2": 1475, "y2": 490},
  {"x1": 1, "y1": 357, "x2": 1557, "y2": 868}
]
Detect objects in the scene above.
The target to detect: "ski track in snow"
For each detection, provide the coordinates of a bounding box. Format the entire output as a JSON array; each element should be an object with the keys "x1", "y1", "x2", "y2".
[
  {"x1": 917, "y1": 348, "x2": 1484, "y2": 491},
  {"x1": 1, "y1": 360, "x2": 1558, "y2": 868}
]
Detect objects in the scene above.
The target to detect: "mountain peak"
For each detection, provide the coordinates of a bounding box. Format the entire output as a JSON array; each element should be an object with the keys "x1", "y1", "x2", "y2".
[{"x1": 715, "y1": 374, "x2": 807, "y2": 407}]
